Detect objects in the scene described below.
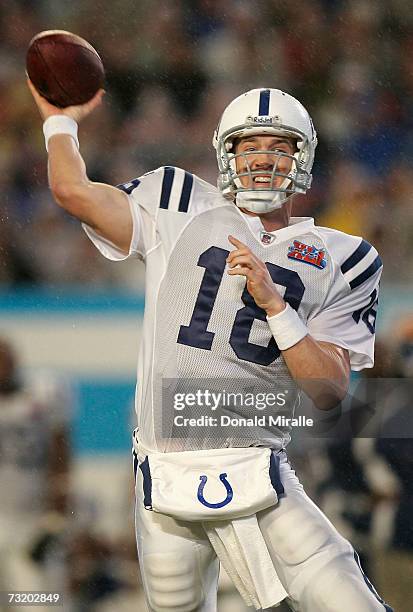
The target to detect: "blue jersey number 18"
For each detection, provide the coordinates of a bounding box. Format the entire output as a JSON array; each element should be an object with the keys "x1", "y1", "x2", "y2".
[{"x1": 177, "y1": 246, "x2": 305, "y2": 365}]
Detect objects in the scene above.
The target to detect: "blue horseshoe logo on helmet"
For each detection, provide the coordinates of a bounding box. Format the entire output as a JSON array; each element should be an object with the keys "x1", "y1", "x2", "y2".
[{"x1": 197, "y1": 473, "x2": 233, "y2": 509}]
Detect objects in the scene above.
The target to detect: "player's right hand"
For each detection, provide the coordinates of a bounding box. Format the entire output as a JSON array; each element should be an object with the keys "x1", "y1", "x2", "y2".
[
  {"x1": 27, "y1": 78, "x2": 105, "y2": 123},
  {"x1": 227, "y1": 235, "x2": 286, "y2": 317}
]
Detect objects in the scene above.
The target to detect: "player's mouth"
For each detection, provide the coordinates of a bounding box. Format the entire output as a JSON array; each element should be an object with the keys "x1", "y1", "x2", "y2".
[{"x1": 253, "y1": 175, "x2": 273, "y2": 188}]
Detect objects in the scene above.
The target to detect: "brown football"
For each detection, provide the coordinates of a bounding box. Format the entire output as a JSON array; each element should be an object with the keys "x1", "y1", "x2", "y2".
[{"x1": 26, "y1": 30, "x2": 105, "y2": 108}]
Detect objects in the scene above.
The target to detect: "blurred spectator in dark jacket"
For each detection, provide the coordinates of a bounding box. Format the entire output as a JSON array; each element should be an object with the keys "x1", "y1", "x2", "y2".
[{"x1": 0, "y1": 337, "x2": 72, "y2": 608}]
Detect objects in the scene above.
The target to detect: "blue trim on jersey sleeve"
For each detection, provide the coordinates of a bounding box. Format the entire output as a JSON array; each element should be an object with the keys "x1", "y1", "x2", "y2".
[
  {"x1": 159, "y1": 166, "x2": 175, "y2": 209},
  {"x1": 341, "y1": 239, "x2": 371, "y2": 274},
  {"x1": 349, "y1": 255, "x2": 382, "y2": 289},
  {"x1": 116, "y1": 177, "x2": 141, "y2": 195},
  {"x1": 259, "y1": 89, "x2": 270, "y2": 115},
  {"x1": 178, "y1": 172, "x2": 194, "y2": 212}
]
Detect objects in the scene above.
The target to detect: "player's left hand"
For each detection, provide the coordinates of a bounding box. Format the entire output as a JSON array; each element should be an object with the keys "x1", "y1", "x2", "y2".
[{"x1": 227, "y1": 235, "x2": 286, "y2": 317}]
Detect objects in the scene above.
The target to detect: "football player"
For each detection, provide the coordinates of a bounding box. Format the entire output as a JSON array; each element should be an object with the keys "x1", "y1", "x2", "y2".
[
  {"x1": 28, "y1": 80, "x2": 392, "y2": 611},
  {"x1": 0, "y1": 337, "x2": 71, "y2": 610}
]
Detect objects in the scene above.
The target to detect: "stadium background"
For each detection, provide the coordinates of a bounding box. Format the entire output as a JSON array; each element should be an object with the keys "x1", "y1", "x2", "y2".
[{"x1": 1, "y1": 1, "x2": 413, "y2": 610}]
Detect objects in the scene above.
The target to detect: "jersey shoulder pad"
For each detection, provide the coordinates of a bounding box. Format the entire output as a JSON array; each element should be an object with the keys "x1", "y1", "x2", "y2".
[
  {"x1": 116, "y1": 166, "x2": 220, "y2": 218},
  {"x1": 315, "y1": 225, "x2": 382, "y2": 290}
]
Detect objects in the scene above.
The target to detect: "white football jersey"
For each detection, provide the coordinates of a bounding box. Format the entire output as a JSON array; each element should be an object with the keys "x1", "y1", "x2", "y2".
[{"x1": 84, "y1": 167, "x2": 382, "y2": 453}]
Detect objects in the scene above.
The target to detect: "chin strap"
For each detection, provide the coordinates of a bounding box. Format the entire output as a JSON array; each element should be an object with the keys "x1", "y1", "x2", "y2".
[
  {"x1": 231, "y1": 161, "x2": 295, "y2": 212},
  {"x1": 235, "y1": 186, "x2": 292, "y2": 213}
]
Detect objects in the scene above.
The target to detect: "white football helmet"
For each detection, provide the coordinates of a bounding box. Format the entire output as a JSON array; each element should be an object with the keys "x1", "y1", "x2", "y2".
[{"x1": 212, "y1": 88, "x2": 317, "y2": 213}]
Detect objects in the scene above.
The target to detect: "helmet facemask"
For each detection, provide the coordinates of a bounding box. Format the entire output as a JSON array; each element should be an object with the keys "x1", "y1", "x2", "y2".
[{"x1": 216, "y1": 123, "x2": 313, "y2": 214}]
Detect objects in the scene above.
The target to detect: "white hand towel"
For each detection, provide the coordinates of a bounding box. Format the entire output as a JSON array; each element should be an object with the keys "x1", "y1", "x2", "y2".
[{"x1": 204, "y1": 514, "x2": 288, "y2": 610}]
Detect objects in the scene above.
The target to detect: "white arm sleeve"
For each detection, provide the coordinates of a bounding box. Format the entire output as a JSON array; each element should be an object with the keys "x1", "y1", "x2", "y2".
[{"x1": 308, "y1": 244, "x2": 382, "y2": 371}]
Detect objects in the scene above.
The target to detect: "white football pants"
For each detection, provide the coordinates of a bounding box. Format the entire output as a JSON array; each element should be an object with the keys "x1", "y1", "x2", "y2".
[{"x1": 134, "y1": 452, "x2": 392, "y2": 612}]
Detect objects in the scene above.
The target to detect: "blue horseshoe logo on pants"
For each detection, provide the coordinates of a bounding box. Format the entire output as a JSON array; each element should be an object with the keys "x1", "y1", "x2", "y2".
[{"x1": 197, "y1": 473, "x2": 233, "y2": 509}]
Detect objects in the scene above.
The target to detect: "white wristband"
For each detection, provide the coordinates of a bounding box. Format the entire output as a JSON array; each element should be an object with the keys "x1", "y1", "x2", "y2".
[
  {"x1": 267, "y1": 303, "x2": 308, "y2": 351},
  {"x1": 43, "y1": 115, "x2": 79, "y2": 152}
]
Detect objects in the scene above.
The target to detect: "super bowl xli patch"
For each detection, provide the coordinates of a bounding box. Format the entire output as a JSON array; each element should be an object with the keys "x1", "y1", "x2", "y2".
[{"x1": 288, "y1": 240, "x2": 327, "y2": 269}]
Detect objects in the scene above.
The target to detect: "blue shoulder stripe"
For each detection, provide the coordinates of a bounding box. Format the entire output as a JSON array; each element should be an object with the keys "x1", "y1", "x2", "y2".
[
  {"x1": 259, "y1": 89, "x2": 270, "y2": 115},
  {"x1": 341, "y1": 239, "x2": 371, "y2": 274},
  {"x1": 178, "y1": 172, "x2": 194, "y2": 212},
  {"x1": 349, "y1": 255, "x2": 382, "y2": 289},
  {"x1": 116, "y1": 177, "x2": 141, "y2": 195},
  {"x1": 159, "y1": 166, "x2": 175, "y2": 209}
]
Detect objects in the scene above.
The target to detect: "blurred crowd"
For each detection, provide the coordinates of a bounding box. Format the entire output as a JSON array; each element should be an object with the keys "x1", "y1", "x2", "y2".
[{"x1": 1, "y1": 0, "x2": 413, "y2": 288}]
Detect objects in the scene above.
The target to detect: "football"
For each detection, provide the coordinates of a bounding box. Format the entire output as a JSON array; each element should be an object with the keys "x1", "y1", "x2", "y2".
[{"x1": 26, "y1": 30, "x2": 105, "y2": 108}]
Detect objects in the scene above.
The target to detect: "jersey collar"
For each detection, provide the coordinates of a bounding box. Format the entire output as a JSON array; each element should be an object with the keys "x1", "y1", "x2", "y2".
[{"x1": 240, "y1": 212, "x2": 315, "y2": 245}]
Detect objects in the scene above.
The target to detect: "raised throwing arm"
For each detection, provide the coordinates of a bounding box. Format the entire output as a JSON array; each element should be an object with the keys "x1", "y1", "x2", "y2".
[{"x1": 27, "y1": 79, "x2": 133, "y2": 253}]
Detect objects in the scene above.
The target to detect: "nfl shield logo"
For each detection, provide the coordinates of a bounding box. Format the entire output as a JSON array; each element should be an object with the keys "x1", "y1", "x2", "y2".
[{"x1": 260, "y1": 232, "x2": 275, "y2": 245}]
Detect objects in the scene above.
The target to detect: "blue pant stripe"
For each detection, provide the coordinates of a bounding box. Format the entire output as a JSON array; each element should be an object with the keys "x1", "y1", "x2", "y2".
[
  {"x1": 139, "y1": 456, "x2": 153, "y2": 509},
  {"x1": 353, "y1": 550, "x2": 394, "y2": 611},
  {"x1": 132, "y1": 449, "x2": 138, "y2": 479},
  {"x1": 269, "y1": 453, "x2": 285, "y2": 497}
]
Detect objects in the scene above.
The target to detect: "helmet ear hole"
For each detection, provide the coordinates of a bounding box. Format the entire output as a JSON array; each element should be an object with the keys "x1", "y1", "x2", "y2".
[
  {"x1": 230, "y1": 137, "x2": 240, "y2": 153},
  {"x1": 291, "y1": 138, "x2": 299, "y2": 153}
]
